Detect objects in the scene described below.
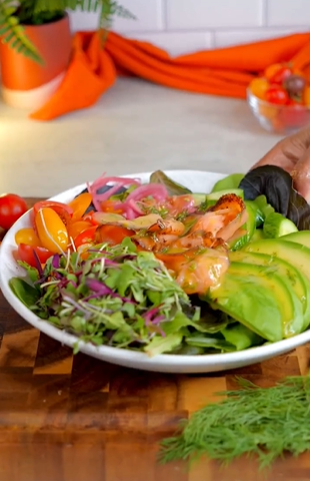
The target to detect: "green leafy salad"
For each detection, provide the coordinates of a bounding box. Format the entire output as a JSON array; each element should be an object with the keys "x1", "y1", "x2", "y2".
[{"x1": 9, "y1": 165, "x2": 310, "y2": 357}]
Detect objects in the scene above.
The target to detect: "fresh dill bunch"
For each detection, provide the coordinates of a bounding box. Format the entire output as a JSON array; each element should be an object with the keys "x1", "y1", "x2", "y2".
[{"x1": 159, "y1": 374, "x2": 310, "y2": 469}]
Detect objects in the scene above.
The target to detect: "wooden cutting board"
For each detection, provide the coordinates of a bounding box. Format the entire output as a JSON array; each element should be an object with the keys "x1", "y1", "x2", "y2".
[{"x1": 1, "y1": 199, "x2": 310, "y2": 481}]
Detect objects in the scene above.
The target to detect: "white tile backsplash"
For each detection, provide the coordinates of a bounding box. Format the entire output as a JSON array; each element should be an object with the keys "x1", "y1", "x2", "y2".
[
  {"x1": 69, "y1": 0, "x2": 310, "y2": 56},
  {"x1": 267, "y1": 0, "x2": 310, "y2": 27},
  {"x1": 166, "y1": 0, "x2": 263, "y2": 29}
]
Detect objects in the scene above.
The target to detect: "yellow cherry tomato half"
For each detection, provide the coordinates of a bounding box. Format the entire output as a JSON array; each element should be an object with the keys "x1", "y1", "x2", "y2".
[
  {"x1": 35, "y1": 207, "x2": 69, "y2": 254},
  {"x1": 249, "y1": 78, "x2": 269, "y2": 100},
  {"x1": 15, "y1": 227, "x2": 41, "y2": 247},
  {"x1": 68, "y1": 193, "x2": 93, "y2": 221}
]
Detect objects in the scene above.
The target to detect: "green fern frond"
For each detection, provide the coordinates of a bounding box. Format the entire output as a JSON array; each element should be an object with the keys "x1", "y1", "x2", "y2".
[
  {"x1": 34, "y1": 0, "x2": 73, "y2": 14},
  {"x1": 0, "y1": 1, "x2": 43, "y2": 63},
  {"x1": 0, "y1": 0, "x2": 135, "y2": 64},
  {"x1": 98, "y1": 0, "x2": 136, "y2": 31}
]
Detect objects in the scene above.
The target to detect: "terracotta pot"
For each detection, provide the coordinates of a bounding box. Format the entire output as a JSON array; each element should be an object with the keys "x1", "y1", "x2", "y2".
[{"x1": 0, "y1": 13, "x2": 72, "y2": 109}]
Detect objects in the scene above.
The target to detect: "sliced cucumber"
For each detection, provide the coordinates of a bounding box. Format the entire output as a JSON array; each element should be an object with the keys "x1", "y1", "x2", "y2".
[
  {"x1": 211, "y1": 173, "x2": 245, "y2": 193},
  {"x1": 263, "y1": 212, "x2": 298, "y2": 239}
]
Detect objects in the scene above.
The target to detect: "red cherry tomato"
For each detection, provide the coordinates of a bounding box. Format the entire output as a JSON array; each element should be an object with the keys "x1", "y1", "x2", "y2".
[
  {"x1": 268, "y1": 66, "x2": 292, "y2": 85},
  {"x1": 74, "y1": 226, "x2": 98, "y2": 249},
  {"x1": 264, "y1": 63, "x2": 283, "y2": 81},
  {"x1": 95, "y1": 225, "x2": 135, "y2": 246},
  {"x1": 278, "y1": 104, "x2": 308, "y2": 127},
  {"x1": 17, "y1": 243, "x2": 53, "y2": 268},
  {"x1": 32, "y1": 201, "x2": 73, "y2": 228},
  {"x1": 83, "y1": 211, "x2": 100, "y2": 226},
  {"x1": 0, "y1": 194, "x2": 28, "y2": 230},
  {"x1": 265, "y1": 86, "x2": 289, "y2": 105}
]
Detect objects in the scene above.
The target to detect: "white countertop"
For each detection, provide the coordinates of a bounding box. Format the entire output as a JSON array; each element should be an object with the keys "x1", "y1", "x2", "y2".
[{"x1": 0, "y1": 78, "x2": 283, "y2": 198}]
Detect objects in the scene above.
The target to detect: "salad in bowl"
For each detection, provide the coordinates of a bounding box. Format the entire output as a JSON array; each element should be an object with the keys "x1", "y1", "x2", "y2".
[{"x1": 1, "y1": 166, "x2": 310, "y2": 373}]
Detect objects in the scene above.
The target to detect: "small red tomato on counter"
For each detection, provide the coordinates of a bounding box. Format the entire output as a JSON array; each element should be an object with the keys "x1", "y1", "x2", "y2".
[{"x1": 0, "y1": 194, "x2": 28, "y2": 230}]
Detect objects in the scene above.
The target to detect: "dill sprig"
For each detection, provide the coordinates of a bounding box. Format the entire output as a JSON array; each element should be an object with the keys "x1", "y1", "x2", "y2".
[{"x1": 159, "y1": 374, "x2": 310, "y2": 469}]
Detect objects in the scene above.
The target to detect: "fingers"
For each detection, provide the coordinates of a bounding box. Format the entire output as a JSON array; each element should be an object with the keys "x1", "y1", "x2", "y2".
[
  {"x1": 291, "y1": 146, "x2": 310, "y2": 202},
  {"x1": 251, "y1": 126, "x2": 310, "y2": 175},
  {"x1": 250, "y1": 142, "x2": 295, "y2": 173}
]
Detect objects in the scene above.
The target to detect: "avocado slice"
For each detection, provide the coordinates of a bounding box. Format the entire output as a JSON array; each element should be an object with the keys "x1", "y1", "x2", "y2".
[
  {"x1": 206, "y1": 261, "x2": 296, "y2": 342},
  {"x1": 282, "y1": 230, "x2": 310, "y2": 249},
  {"x1": 243, "y1": 238, "x2": 310, "y2": 329},
  {"x1": 229, "y1": 250, "x2": 306, "y2": 332},
  {"x1": 229, "y1": 201, "x2": 257, "y2": 251}
]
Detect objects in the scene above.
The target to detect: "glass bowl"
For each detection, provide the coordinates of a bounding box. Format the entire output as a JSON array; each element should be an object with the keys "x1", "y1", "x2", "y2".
[{"x1": 247, "y1": 87, "x2": 310, "y2": 135}]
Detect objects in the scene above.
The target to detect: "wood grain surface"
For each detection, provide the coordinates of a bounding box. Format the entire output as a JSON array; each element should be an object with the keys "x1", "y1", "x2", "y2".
[{"x1": 1, "y1": 200, "x2": 310, "y2": 481}]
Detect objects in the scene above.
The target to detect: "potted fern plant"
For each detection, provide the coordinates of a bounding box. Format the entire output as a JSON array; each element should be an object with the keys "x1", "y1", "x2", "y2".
[{"x1": 0, "y1": 0, "x2": 134, "y2": 108}]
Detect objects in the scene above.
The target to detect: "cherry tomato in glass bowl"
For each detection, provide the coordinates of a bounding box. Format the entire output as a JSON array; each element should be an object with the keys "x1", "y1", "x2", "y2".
[
  {"x1": 264, "y1": 63, "x2": 282, "y2": 81},
  {"x1": 249, "y1": 78, "x2": 269, "y2": 100},
  {"x1": 269, "y1": 66, "x2": 292, "y2": 85},
  {"x1": 278, "y1": 102, "x2": 309, "y2": 127},
  {"x1": 264, "y1": 63, "x2": 292, "y2": 85},
  {"x1": 0, "y1": 194, "x2": 28, "y2": 230},
  {"x1": 265, "y1": 86, "x2": 289, "y2": 105},
  {"x1": 303, "y1": 86, "x2": 310, "y2": 106}
]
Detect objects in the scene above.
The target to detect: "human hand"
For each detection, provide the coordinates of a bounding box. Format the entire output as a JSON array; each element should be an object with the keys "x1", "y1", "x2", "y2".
[{"x1": 251, "y1": 127, "x2": 310, "y2": 201}]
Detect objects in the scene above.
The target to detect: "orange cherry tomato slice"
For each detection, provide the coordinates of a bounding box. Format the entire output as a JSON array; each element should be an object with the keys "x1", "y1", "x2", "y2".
[
  {"x1": 68, "y1": 193, "x2": 93, "y2": 221},
  {"x1": 67, "y1": 220, "x2": 93, "y2": 241}
]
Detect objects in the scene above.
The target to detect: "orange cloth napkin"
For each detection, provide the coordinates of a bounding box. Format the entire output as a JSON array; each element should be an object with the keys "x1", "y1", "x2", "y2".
[{"x1": 29, "y1": 30, "x2": 310, "y2": 121}]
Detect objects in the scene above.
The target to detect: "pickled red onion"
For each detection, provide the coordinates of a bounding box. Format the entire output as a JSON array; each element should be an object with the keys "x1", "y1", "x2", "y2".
[
  {"x1": 124, "y1": 184, "x2": 168, "y2": 204},
  {"x1": 87, "y1": 175, "x2": 141, "y2": 213}
]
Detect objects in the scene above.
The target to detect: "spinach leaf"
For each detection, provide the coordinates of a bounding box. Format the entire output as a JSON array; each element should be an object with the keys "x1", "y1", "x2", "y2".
[
  {"x1": 9, "y1": 277, "x2": 40, "y2": 308},
  {"x1": 149, "y1": 170, "x2": 192, "y2": 195},
  {"x1": 239, "y1": 165, "x2": 310, "y2": 230}
]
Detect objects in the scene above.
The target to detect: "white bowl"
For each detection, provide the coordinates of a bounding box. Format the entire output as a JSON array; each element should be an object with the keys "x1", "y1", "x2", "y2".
[{"x1": 0, "y1": 170, "x2": 309, "y2": 373}]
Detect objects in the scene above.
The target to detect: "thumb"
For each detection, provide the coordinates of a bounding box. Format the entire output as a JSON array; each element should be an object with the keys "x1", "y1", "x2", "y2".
[{"x1": 291, "y1": 145, "x2": 310, "y2": 202}]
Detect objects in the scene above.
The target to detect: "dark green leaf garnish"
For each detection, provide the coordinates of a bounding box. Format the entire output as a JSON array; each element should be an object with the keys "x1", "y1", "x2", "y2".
[{"x1": 239, "y1": 165, "x2": 310, "y2": 230}]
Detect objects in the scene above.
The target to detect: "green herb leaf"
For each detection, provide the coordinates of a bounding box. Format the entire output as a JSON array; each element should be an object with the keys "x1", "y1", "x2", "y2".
[
  {"x1": 159, "y1": 374, "x2": 310, "y2": 469},
  {"x1": 9, "y1": 277, "x2": 40, "y2": 308}
]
